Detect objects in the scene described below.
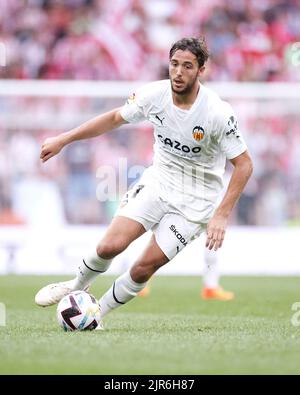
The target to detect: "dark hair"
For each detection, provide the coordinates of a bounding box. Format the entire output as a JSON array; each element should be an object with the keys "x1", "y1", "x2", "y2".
[{"x1": 169, "y1": 37, "x2": 209, "y2": 67}]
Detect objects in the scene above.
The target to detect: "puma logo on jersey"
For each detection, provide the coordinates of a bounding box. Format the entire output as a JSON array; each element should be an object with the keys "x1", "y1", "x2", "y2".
[
  {"x1": 157, "y1": 134, "x2": 201, "y2": 154},
  {"x1": 155, "y1": 115, "x2": 165, "y2": 126},
  {"x1": 169, "y1": 225, "x2": 187, "y2": 246}
]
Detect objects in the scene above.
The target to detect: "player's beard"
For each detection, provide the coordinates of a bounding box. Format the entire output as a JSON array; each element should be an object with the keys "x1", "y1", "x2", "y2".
[{"x1": 171, "y1": 74, "x2": 199, "y2": 96}]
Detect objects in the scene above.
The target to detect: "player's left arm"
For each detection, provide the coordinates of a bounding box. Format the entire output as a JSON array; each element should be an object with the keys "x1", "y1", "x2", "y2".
[{"x1": 206, "y1": 150, "x2": 253, "y2": 251}]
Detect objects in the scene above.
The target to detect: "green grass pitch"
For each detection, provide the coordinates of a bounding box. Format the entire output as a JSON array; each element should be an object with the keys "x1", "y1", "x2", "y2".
[{"x1": 0, "y1": 275, "x2": 300, "y2": 375}]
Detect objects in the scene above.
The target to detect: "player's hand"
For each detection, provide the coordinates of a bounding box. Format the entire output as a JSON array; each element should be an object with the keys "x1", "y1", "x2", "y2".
[
  {"x1": 205, "y1": 214, "x2": 228, "y2": 251},
  {"x1": 40, "y1": 136, "x2": 65, "y2": 162}
]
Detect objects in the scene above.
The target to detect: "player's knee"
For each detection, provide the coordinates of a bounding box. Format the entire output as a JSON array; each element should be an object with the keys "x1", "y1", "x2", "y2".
[
  {"x1": 130, "y1": 265, "x2": 149, "y2": 283},
  {"x1": 96, "y1": 238, "x2": 128, "y2": 259}
]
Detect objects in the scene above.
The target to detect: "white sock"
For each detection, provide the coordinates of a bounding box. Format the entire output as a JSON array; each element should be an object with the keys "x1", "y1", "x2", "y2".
[
  {"x1": 99, "y1": 270, "x2": 147, "y2": 318},
  {"x1": 71, "y1": 251, "x2": 112, "y2": 290},
  {"x1": 203, "y1": 247, "x2": 219, "y2": 288}
]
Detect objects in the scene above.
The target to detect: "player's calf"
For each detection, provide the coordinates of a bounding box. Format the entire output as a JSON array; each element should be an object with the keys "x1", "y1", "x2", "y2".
[{"x1": 98, "y1": 270, "x2": 148, "y2": 318}]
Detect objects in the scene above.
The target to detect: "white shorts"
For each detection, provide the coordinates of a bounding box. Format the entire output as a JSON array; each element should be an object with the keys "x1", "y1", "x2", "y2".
[{"x1": 115, "y1": 182, "x2": 205, "y2": 260}]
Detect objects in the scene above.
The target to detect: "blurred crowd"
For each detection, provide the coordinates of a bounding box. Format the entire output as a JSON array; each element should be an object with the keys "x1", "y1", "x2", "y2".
[
  {"x1": 1, "y1": 0, "x2": 300, "y2": 81},
  {"x1": 0, "y1": 0, "x2": 300, "y2": 227}
]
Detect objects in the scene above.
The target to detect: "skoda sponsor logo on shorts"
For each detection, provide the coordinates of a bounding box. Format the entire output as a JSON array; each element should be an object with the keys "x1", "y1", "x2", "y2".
[
  {"x1": 169, "y1": 225, "x2": 187, "y2": 246},
  {"x1": 157, "y1": 134, "x2": 201, "y2": 154}
]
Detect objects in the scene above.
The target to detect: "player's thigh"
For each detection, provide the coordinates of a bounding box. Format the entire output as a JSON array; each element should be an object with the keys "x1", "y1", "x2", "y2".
[
  {"x1": 153, "y1": 213, "x2": 203, "y2": 260},
  {"x1": 115, "y1": 182, "x2": 164, "y2": 231},
  {"x1": 97, "y1": 216, "x2": 146, "y2": 258}
]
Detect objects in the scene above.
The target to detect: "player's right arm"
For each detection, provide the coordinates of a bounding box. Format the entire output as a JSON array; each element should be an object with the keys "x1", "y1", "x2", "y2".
[{"x1": 40, "y1": 107, "x2": 127, "y2": 162}]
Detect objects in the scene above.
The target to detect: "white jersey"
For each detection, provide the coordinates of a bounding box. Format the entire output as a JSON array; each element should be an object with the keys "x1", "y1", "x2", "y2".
[{"x1": 120, "y1": 79, "x2": 247, "y2": 223}]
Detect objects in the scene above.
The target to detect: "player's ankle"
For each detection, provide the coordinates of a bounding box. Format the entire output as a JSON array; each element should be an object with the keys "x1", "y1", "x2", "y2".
[{"x1": 65, "y1": 279, "x2": 77, "y2": 291}]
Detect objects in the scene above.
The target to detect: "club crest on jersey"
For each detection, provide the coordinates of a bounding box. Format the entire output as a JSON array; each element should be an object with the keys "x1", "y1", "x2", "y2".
[
  {"x1": 127, "y1": 93, "x2": 136, "y2": 104},
  {"x1": 192, "y1": 126, "x2": 205, "y2": 141}
]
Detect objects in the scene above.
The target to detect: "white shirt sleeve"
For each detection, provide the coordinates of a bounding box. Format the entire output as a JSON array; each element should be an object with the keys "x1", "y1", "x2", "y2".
[
  {"x1": 216, "y1": 102, "x2": 248, "y2": 160},
  {"x1": 120, "y1": 87, "x2": 148, "y2": 124}
]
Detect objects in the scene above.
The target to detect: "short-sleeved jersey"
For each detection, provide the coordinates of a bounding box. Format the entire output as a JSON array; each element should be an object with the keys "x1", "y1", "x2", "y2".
[{"x1": 120, "y1": 79, "x2": 247, "y2": 223}]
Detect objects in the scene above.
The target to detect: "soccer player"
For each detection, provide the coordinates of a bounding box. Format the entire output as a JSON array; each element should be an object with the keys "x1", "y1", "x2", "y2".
[{"x1": 35, "y1": 37, "x2": 253, "y2": 328}]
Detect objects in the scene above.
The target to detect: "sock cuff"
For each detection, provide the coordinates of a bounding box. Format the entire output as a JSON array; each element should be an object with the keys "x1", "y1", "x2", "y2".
[
  {"x1": 84, "y1": 251, "x2": 112, "y2": 272},
  {"x1": 121, "y1": 270, "x2": 147, "y2": 292}
]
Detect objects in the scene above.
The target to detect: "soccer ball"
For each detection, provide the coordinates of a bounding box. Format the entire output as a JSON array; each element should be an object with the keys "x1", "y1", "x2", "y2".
[{"x1": 56, "y1": 290, "x2": 101, "y2": 331}]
